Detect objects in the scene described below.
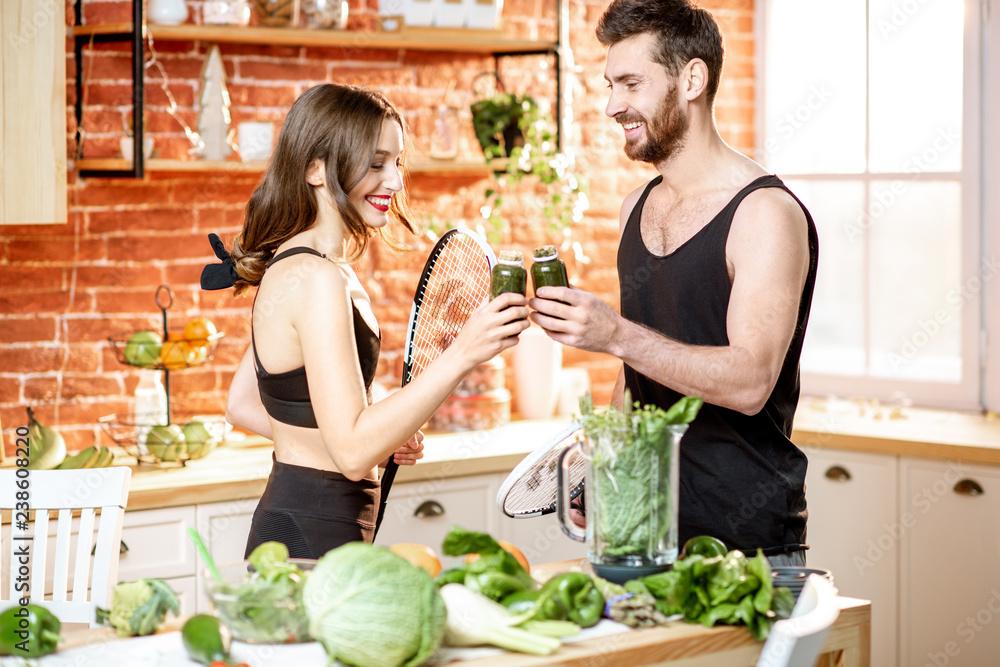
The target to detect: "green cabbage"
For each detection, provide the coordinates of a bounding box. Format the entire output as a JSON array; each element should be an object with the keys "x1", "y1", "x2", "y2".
[{"x1": 302, "y1": 542, "x2": 447, "y2": 667}]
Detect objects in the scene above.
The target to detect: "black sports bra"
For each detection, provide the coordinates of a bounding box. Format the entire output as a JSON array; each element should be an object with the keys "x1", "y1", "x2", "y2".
[{"x1": 252, "y1": 247, "x2": 381, "y2": 429}]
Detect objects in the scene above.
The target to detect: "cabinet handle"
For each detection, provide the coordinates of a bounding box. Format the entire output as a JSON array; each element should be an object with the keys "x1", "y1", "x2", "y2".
[
  {"x1": 953, "y1": 479, "x2": 984, "y2": 496},
  {"x1": 824, "y1": 465, "x2": 852, "y2": 482},
  {"x1": 414, "y1": 500, "x2": 445, "y2": 518},
  {"x1": 92, "y1": 540, "x2": 129, "y2": 556}
]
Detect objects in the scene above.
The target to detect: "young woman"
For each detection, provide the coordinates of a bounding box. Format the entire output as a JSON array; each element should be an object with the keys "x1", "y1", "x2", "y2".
[{"x1": 211, "y1": 84, "x2": 530, "y2": 559}]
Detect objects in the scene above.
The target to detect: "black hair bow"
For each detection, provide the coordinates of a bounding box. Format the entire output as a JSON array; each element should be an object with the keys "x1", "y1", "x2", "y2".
[{"x1": 200, "y1": 233, "x2": 238, "y2": 290}]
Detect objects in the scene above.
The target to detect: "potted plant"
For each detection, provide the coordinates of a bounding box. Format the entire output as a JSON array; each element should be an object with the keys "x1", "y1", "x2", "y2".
[{"x1": 470, "y1": 90, "x2": 588, "y2": 238}]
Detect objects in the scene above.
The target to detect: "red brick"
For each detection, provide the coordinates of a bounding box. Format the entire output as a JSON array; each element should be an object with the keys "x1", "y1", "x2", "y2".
[
  {"x1": 145, "y1": 82, "x2": 196, "y2": 108},
  {"x1": 81, "y1": 1, "x2": 132, "y2": 24},
  {"x1": 0, "y1": 377, "x2": 22, "y2": 404},
  {"x1": 106, "y1": 233, "x2": 213, "y2": 263},
  {"x1": 74, "y1": 265, "x2": 165, "y2": 290},
  {"x1": 303, "y1": 46, "x2": 399, "y2": 63},
  {"x1": 23, "y1": 376, "x2": 60, "y2": 402},
  {"x1": 0, "y1": 317, "x2": 58, "y2": 344},
  {"x1": 61, "y1": 375, "x2": 124, "y2": 400},
  {"x1": 6, "y1": 238, "x2": 100, "y2": 264},
  {"x1": 219, "y1": 43, "x2": 302, "y2": 59},
  {"x1": 0, "y1": 266, "x2": 65, "y2": 291},
  {"x1": 83, "y1": 82, "x2": 133, "y2": 107},
  {"x1": 235, "y1": 60, "x2": 327, "y2": 82},
  {"x1": 88, "y1": 208, "x2": 196, "y2": 234},
  {"x1": 0, "y1": 291, "x2": 71, "y2": 315},
  {"x1": 66, "y1": 317, "x2": 159, "y2": 344},
  {"x1": 328, "y1": 66, "x2": 415, "y2": 88},
  {"x1": 164, "y1": 263, "x2": 208, "y2": 287},
  {"x1": 227, "y1": 84, "x2": 299, "y2": 108},
  {"x1": 57, "y1": 400, "x2": 130, "y2": 425},
  {"x1": 75, "y1": 181, "x2": 174, "y2": 207},
  {"x1": 65, "y1": 344, "x2": 102, "y2": 373},
  {"x1": 169, "y1": 369, "x2": 218, "y2": 394}
]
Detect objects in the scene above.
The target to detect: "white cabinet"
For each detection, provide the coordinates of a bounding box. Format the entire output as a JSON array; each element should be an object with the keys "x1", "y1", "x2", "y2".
[
  {"x1": 899, "y1": 459, "x2": 1000, "y2": 667},
  {"x1": 118, "y1": 506, "x2": 198, "y2": 582},
  {"x1": 194, "y1": 499, "x2": 258, "y2": 613},
  {"x1": 374, "y1": 474, "x2": 501, "y2": 569},
  {"x1": 499, "y1": 513, "x2": 587, "y2": 566},
  {"x1": 804, "y1": 448, "x2": 899, "y2": 667}
]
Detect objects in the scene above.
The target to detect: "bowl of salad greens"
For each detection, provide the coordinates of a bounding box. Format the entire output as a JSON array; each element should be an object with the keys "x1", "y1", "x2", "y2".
[{"x1": 204, "y1": 544, "x2": 314, "y2": 644}]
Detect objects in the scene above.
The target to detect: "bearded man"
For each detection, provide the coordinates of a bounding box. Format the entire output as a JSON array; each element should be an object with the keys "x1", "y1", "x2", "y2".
[{"x1": 530, "y1": 0, "x2": 819, "y2": 566}]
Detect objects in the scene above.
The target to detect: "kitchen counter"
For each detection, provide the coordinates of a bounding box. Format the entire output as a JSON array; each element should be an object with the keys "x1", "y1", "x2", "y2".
[
  {"x1": 13, "y1": 398, "x2": 1000, "y2": 515},
  {"x1": 121, "y1": 418, "x2": 578, "y2": 512}
]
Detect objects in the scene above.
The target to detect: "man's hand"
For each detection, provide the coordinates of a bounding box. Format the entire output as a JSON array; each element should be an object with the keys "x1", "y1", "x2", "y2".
[{"x1": 529, "y1": 286, "x2": 621, "y2": 354}]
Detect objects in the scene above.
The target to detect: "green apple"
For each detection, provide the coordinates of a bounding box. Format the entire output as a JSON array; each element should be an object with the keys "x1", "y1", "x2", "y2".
[
  {"x1": 147, "y1": 423, "x2": 184, "y2": 461},
  {"x1": 124, "y1": 330, "x2": 163, "y2": 367},
  {"x1": 181, "y1": 420, "x2": 212, "y2": 445}
]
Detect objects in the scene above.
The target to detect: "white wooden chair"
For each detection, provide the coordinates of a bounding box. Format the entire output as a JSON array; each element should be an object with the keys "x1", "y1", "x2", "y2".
[
  {"x1": 0, "y1": 467, "x2": 131, "y2": 627},
  {"x1": 757, "y1": 574, "x2": 841, "y2": 667}
]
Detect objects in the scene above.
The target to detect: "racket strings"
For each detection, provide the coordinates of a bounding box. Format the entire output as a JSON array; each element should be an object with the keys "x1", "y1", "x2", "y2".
[
  {"x1": 504, "y1": 435, "x2": 588, "y2": 516},
  {"x1": 406, "y1": 237, "x2": 492, "y2": 382}
]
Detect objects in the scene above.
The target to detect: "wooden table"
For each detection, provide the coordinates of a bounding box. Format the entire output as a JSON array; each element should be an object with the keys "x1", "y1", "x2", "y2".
[
  {"x1": 452, "y1": 596, "x2": 870, "y2": 667},
  {"x1": 51, "y1": 596, "x2": 869, "y2": 666}
]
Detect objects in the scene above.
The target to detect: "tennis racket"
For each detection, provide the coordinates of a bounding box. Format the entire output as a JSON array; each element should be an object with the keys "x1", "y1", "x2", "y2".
[
  {"x1": 373, "y1": 227, "x2": 497, "y2": 538},
  {"x1": 496, "y1": 421, "x2": 587, "y2": 518}
]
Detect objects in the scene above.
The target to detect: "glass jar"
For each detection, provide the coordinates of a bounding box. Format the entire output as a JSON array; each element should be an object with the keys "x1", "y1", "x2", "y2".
[
  {"x1": 530, "y1": 245, "x2": 568, "y2": 295},
  {"x1": 490, "y1": 250, "x2": 527, "y2": 300},
  {"x1": 203, "y1": 0, "x2": 251, "y2": 25}
]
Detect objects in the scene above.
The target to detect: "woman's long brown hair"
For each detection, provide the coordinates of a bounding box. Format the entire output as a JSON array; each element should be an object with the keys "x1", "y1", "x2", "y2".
[{"x1": 230, "y1": 84, "x2": 416, "y2": 296}]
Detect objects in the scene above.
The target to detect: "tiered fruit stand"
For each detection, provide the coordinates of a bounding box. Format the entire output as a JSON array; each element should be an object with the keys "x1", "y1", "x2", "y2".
[{"x1": 100, "y1": 284, "x2": 225, "y2": 465}]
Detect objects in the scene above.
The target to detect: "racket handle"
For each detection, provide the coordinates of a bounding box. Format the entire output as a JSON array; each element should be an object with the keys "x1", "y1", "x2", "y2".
[{"x1": 557, "y1": 442, "x2": 586, "y2": 542}]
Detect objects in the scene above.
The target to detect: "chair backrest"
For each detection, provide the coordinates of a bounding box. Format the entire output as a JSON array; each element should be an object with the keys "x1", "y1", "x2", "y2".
[
  {"x1": 757, "y1": 574, "x2": 841, "y2": 667},
  {"x1": 0, "y1": 467, "x2": 131, "y2": 627}
]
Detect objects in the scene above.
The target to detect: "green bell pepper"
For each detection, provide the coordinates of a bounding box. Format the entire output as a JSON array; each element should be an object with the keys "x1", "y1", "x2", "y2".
[
  {"x1": 533, "y1": 573, "x2": 605, "y2": 628},
  {"x1": 0, "y1": 604, "x2": 62, "y2": 658}
]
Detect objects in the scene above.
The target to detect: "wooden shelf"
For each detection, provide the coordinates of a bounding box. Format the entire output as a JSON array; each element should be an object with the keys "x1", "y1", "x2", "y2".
[
  {"x1": 73, "y1": 157, "x2": 494, "y2": 177},
  {"x1": 71, "y1": 23, "x2": 556, "y2": 54}
]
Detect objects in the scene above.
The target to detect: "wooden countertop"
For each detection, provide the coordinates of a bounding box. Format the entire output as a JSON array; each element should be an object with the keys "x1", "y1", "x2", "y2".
[
  {"x1": 792, "y1": 396, "x2": 1000, "y2": 465},
  {"x1": 16, "y1": 398, "x2": 1000, "y2": 514},
  {"x1": 122, "y1": 418, "x2": 577, "y2": 512}
]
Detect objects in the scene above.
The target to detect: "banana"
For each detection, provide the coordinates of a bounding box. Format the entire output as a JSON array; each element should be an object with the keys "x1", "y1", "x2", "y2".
[
  {"x1": 26, "y1": 407, "x2": 68, "y2": 470},
  {"x1": 93, "y1": 446, "x2": 115, "y2": 468},
  {"x1": 56, "y1": 445, "x2": 100, "y2": 470}
]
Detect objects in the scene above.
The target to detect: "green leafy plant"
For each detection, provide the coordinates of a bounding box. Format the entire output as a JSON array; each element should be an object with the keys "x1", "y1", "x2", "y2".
[{"x1": 470, "y1": 92, "x2": 588, "y2": 239}]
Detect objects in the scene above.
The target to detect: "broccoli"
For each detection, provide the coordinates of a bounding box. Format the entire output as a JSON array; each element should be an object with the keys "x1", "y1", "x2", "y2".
[{"x1": 96, "y1": 578, "x2": 180, "y2": 637}]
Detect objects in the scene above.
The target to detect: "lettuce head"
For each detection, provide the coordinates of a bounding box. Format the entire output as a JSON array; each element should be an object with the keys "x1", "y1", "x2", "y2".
[{"x1": 303, "y1": 542, "x2": 447, "y2": 667}]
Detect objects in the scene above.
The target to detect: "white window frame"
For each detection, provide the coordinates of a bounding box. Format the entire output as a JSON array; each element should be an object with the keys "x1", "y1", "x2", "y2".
[{"x1": 755, "y1": 0, "x2": 989, "y2": 412}]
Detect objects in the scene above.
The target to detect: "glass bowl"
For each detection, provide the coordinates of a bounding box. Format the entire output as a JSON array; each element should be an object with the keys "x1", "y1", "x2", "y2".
[{"x1": 204, "y1": 559, "x2": 316, "y2": 644}]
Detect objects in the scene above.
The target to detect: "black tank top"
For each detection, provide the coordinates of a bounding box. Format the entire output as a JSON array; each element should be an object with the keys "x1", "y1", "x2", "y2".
[
  {"x1": 252, "y1": 247, "x2": 381, "y2": 429},
  {"x1": 618, "y1": 174, "x2": 819, "y2": 555}
]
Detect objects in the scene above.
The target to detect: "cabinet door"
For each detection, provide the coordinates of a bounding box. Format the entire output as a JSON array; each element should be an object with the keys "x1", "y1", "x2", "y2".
[
  {"x1": 170, "y1": 575, "x2": 199, "y2": 617},
  {"x1": 804, "y1": 447, "x2": 898, "y2": 667},
  {"x1": 195, "y1": 499, "x2": 258, "y2": 613},
  {"x1": 499, "y1": 513, "x2": 586, "y2": 567},
  {"x1": 374, "y1": 475, "x2": 500, "y2": 568},
  {"x1": 117, "y1": 506, "x2": 198, "y2": 582},
  {"x1": 899, "y1": 459, "x2": 1000, "y2": 667},
  {"x1": 0, "y1": 0, "x2": 67, "y2": 224}
]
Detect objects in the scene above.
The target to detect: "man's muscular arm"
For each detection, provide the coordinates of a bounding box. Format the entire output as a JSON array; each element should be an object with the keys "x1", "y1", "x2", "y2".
[{"x1": 530, "y1": 188, "x2": 810, "y2": 415}]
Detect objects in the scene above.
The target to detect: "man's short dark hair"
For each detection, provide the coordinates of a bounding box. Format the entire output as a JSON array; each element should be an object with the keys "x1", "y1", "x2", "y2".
[{"x1": 596, "y1": 0, "x2": 725, "y2": 108}]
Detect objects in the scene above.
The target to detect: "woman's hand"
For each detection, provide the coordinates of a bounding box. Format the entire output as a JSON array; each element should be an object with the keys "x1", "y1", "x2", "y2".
[
  {"x1": 387, "y1": 431, "x2": 425, "y2": 467},
  {"x1": 450, "y1": 293, "x2": 530, "y2": 368}
]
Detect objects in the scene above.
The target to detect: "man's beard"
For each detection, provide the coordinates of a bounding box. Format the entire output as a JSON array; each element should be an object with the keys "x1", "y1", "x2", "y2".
[{"x1": 620, "y1": 89, "x2": 689, "y2": 165}]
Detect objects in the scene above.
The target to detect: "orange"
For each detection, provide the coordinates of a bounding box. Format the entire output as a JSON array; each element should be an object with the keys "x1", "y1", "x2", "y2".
[
  {"x1": 183, "y1": 317, "x2": 218, "y2": 344},
  {"x1": 389, "y1": 543, "x2": 442, "y2": 578},
  {"x1": 465, "y1": 539, "x2": 530, "y2": 573},
  {"x1": 161, "y1": 339, "x2": 198, "y2": 369}
]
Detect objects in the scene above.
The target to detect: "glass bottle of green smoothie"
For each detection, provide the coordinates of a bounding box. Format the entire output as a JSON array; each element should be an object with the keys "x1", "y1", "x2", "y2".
[
  {"x1": 530, "y1": 245, "x2": 568, "y2": 295},
  {"x1": 490, "y1": 250, "x2": 527, "y2": 300}
]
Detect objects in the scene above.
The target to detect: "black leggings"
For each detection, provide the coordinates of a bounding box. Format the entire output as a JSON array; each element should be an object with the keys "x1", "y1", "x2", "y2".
[{"x1": 245, "y1": 455, "x2": 380, "y2": 560}]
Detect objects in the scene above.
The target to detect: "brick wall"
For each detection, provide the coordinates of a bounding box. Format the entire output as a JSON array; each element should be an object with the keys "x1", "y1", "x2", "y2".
[{"x1": 0, "y1": 0, "x2": 755, "y2": 453}]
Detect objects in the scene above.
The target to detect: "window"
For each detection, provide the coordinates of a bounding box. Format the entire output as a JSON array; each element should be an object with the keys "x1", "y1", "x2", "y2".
[{"x1": 757, "y1": 0, "x2": 988, "y2": 410}]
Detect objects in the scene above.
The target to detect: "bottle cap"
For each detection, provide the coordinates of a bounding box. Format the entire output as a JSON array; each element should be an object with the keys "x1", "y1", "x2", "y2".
[
  {"x1": 533, "y1": 245, "x2": 559, "y2": 260},
  {"x1": 497, "y1": 250, "x2": 524, "y2": 266}
]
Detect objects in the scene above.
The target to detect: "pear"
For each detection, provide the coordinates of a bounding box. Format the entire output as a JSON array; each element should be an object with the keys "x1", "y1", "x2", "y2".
[
  {"x1": 26, "y1": 407, "x2": 67, "y2": 470},
  {"x1": 56, "y1": 445, "x2": 100, "y2": 470}
]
